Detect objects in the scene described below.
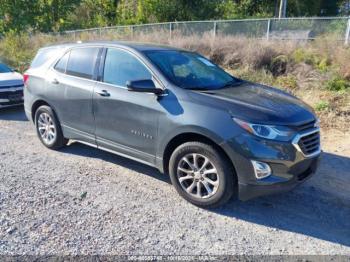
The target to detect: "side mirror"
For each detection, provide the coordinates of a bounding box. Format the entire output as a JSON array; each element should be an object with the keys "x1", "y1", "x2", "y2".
[{"x1": 126, "y1": 79, "x2": 163, "y2": 95}]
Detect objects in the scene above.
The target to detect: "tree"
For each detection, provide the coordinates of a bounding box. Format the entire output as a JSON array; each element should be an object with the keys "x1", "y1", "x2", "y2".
[
  {"x1": 0, "y1": 0, "x2": 38, "y2": 33},
  {"x1": 0, "y1": 0, "x2": 80, "y2": 33},
  {"x1": 112, "y1": 0, "x2": 227, "y2": 25},
  {"x1": 36, "y1": 0, "x2": 80, "y2": 32},
  {"x1": 65, "y1": 0, "x2": 119, "y2": 29},
  {"x1": 220, "y1": 0, "x2": 331, "y2": 18},
  {"x1": 335, "y1": 0, "x2": 349, "y2": 15},
  {"x1": 220, "y1": 0, "x2": 276, "y2": 18},
  {"x1": 287, "y1": 0, "x2": 323, "y2": 16},
  {"x1": 0, "y1": 0, "x2": 346, "y2": 34}
]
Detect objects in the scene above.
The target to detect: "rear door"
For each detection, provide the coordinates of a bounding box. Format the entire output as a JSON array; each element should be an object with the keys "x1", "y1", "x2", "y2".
[{"x1": 47, "y1": 47, "x2": 101, "y2": 144}]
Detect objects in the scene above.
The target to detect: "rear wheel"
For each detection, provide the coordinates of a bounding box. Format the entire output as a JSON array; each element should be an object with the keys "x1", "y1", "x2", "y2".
[
  {"x1": 34, "y1": 105, "x2": 68, "y2": 149},
  {"x1": 169, "y1": 142, "x2": 235, "y2": 208}
]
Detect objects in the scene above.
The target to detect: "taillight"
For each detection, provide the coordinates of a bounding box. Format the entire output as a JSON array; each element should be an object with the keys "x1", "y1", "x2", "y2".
[{"x1": 23, "y1": 74, "x2": 29, "y2": 86}]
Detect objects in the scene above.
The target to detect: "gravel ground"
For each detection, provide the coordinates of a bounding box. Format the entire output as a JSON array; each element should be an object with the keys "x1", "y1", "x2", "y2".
[{"x1": 0, "y1": 106, "x2": 349, "y2": 256}]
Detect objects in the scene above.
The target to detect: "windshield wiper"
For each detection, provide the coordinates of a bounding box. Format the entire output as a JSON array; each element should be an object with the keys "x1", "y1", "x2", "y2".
[
  {"x1": 185, "y1": 87, "x2": 211, "y2": 91},
  {"x1": 183, "y1": 79, "x2": 243, "y2": 91},
  {"x1": 219, "y1": 79, "x2": 243, "y2": 89}
]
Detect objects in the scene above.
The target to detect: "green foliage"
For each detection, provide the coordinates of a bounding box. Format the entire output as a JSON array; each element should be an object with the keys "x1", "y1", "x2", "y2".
[
  {"x1": 287, "y1": 0, "x2": 323, "y2": 16},
  {"x1": 0, "y1": 0, "x2": 80, "y2": 33},
  {"x1": 0, "y1": 31, "x2": 34, "y2": 70},
  {"x1": 220, "y1": 0, "x2": 340, "y2": 19},
  {"x1": 0, "y1": 0, "x2": 346, "y2": 34},
  {"x1": 219, "y1": 0, "x2": 274, "y2": 19},
  {"x1": 66, "y1": 0, "x2": 119, "y2": 29},
  {"x1": 292, "y1": 48, "x2": 330, "y2": 71},
  {"x1": 232, "y1": 68, "x2": 275, "y2": 86},
  {"x1": 134, "y1": 0, "x2": 224, "y2": 23},
  {"x1": 326, "y1": 76, "x2": 350, "y2": 91},
  {"x1": 318, "y1": 58, "x2": 330, "y2": 72},
  {"x1": 292, "y1": 48, "x2": 312, "y2": 64},
  {"x1": 315, "y1": 101, "x2": 330, "y2": 111},
  {"x1": 275, "y1": 75, "x2": 298, "y2": 89}
]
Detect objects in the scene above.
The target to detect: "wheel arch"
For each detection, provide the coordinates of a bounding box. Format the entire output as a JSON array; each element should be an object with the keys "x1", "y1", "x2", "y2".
[
  {"x1": 161, "y1": 132, "x2": 237, "y2": 183},
  {"x1": 31, "y1": 99, "x2": 62, "y2": 127},
  {"x1": 31, "y1": 99, "x2": 50, "y2": 122}
]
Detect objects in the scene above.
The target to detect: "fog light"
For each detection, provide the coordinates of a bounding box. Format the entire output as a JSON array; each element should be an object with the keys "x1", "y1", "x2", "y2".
[{"x1": 251, "y1": 160, "x2": 272, "y2": 179}]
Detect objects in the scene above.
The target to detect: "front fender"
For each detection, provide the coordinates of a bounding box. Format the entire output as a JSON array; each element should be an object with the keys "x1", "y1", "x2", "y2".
[{"x1": 157, "y1": 125, "x2": 225, "y2": 160}]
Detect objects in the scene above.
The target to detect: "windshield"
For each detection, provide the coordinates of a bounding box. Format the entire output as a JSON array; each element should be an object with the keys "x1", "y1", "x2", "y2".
[
  {"x1": 144, "y1": 50, "x2": 238, "y2": 90},
  {"x1": 0, "y1": 63, "x2": 13, "y2": 73}
]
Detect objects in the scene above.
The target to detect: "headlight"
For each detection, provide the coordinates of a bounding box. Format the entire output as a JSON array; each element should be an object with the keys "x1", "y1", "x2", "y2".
[{"x1": 233, "y1": 118, "x2": 295, "y2": 141}]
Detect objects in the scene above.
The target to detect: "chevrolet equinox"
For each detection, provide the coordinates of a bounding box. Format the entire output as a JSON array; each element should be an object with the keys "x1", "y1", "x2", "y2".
[{"x1": 24, "y1": 42, "x2": 321, "y2": 207}]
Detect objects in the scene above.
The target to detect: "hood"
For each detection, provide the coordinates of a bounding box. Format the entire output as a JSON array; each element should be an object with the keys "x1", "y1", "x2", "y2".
[
  {"x1": 0, "y1": 72, "x2": 24, "y2": 87},
  {"x1": 190, "y1": 82, "x2": 316, "y2": 126}
]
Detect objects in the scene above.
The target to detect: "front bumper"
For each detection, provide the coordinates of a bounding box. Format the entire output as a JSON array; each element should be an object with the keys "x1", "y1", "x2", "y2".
[
  {"x1": 238, "y1": 156, "x2": 319, "y2": 200},
  {"x1": 0, "y1": 89, "x2": 24, "y2": 108},
  {"x1": 221, "y1": 131, "x2": 321, "y2": 201}
]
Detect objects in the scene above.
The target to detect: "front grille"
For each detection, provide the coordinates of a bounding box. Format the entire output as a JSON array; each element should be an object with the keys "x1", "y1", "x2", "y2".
[
  {"x1": 0, "y1": 84, "x2": 24, "y2": 89},
  {"x1": 297, "y1": 131, "x2": 320, "y2": 156},
  {"x1": 0, "y1": 90, "x2": 23, "y2": 99},
  {"x1": 296, "y1": 120, "x2": 316, "y2": 132},
  {"x1": 0, "y1": 101, "x2": 23, "y2": 106}
]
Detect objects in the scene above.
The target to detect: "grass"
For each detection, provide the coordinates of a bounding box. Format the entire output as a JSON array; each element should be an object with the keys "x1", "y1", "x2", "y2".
[
  {"x1": 315, "y1": 101, "x2": 330, "y2": 112},
  {"x1": 0, "y1": 31, "x2": 349, "y2": 130},
  {"x1": 326, "y1": 76, "x2": 350, "y2": 91}
]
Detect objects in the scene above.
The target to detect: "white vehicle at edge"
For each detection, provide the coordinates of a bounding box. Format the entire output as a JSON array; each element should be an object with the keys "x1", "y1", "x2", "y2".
[{"x1": 0, "y1": 62, "x2": 24, "y2": 108}]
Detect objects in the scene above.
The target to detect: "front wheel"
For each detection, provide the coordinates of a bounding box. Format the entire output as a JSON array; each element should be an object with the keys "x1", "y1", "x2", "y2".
[
  {"x1": 169, "y1": 142, "x2": 235, "y2": 208},
  {"x1": 34, "y1": 105, "x2": 68, "y2": 149}
]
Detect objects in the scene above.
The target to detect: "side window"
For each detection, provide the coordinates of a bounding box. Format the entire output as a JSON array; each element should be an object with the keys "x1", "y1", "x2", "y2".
[
  {"x1": 66, "y1": 47, "x2": 99, "y2": 79},
  {"x1": 54, "y1": 52, "x2": 70, "y2": 73},
  {"x1": 103, "y1": 48, "x2": 151, "y2": 87}
]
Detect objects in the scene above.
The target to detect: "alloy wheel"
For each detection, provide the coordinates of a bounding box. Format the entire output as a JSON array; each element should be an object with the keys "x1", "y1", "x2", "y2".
[
  {"x1": 37, "y1": 112, "x2": 56, "y2": 145},
  {"x1": 177, "y1": 153, "x2": 219, "y2": 199}
]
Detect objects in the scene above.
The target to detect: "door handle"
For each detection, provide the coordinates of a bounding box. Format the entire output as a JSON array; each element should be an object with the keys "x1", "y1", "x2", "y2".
[
  {"x1": 51, "y1": 78, "x2": 59, "y2": 84},
  {"x1": 95, "y1": 90, "x2": 110, "y2": 97}
]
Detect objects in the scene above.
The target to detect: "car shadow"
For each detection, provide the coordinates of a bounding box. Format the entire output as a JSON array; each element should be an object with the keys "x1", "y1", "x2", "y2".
[
  {"x1": 61, "y1": 142, "x2": 350, "y2": 247},
  {"x1": 213, "y1": 151, "x2": 350, "y2": 247},
  {"x1": 0, "y1": 106, "x2": 28, "y2": 121},
  {"x1": 60, "y1": 142, "x2": 170, "y2": 184}
]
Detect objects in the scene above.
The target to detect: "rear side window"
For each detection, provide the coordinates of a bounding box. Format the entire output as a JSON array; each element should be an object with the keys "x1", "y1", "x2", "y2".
[
  {"x1": 54, "y1": 52, "x2": 70, "y2": 73},
  {"x1": 103, "y1": 48, "x2": 151, "y2": 87},
  {"x1": 31, "y1": 48, "x2": 58, "y2": 69},
  {"x1": 66, "y1": 47, "x2": 99, "y2": 79}
]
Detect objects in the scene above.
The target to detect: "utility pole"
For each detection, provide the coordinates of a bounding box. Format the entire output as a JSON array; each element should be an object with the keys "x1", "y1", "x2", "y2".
[
  {"x1": 274, "y1": 0, "x2": 280, "y2": 17},
  {"x1": 279, "y1": 0, "x2": 287, "y2": 18}
]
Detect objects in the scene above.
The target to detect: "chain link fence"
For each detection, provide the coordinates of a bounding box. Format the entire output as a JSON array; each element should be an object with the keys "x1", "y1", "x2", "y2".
[{"x1": 55, "y1": 17, "x2": 350, "y2": 44}]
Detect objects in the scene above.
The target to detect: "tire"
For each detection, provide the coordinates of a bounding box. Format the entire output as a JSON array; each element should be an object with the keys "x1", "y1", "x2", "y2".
[
  {"x1": 34, "y1": 105, "x2": 68, "y2": 149},
  {"x1": 169, "y1": 142, "x2": 235, "y2": 208}
]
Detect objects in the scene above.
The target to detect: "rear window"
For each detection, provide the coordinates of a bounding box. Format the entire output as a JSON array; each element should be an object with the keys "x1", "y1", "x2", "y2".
[
  {"x1": 66, "y1": 47, "x2": 99, "y2": 79},
  {"x1": 0, "y1": 63, "x2": 12, "y2": 73},
  {"x1": 31, "y1": 48, "x2": 59, "y2": 69}
]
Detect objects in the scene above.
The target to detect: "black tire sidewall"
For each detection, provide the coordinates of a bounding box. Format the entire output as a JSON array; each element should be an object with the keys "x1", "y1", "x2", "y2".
[{"x1": 169, "y1": 142, "x2": 234, "y2": 208}]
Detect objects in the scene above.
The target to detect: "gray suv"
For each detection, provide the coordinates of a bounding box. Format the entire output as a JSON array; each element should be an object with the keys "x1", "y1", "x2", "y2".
[{"x1": 24, "y1": 42, "x2": 321, "y2": 207}]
